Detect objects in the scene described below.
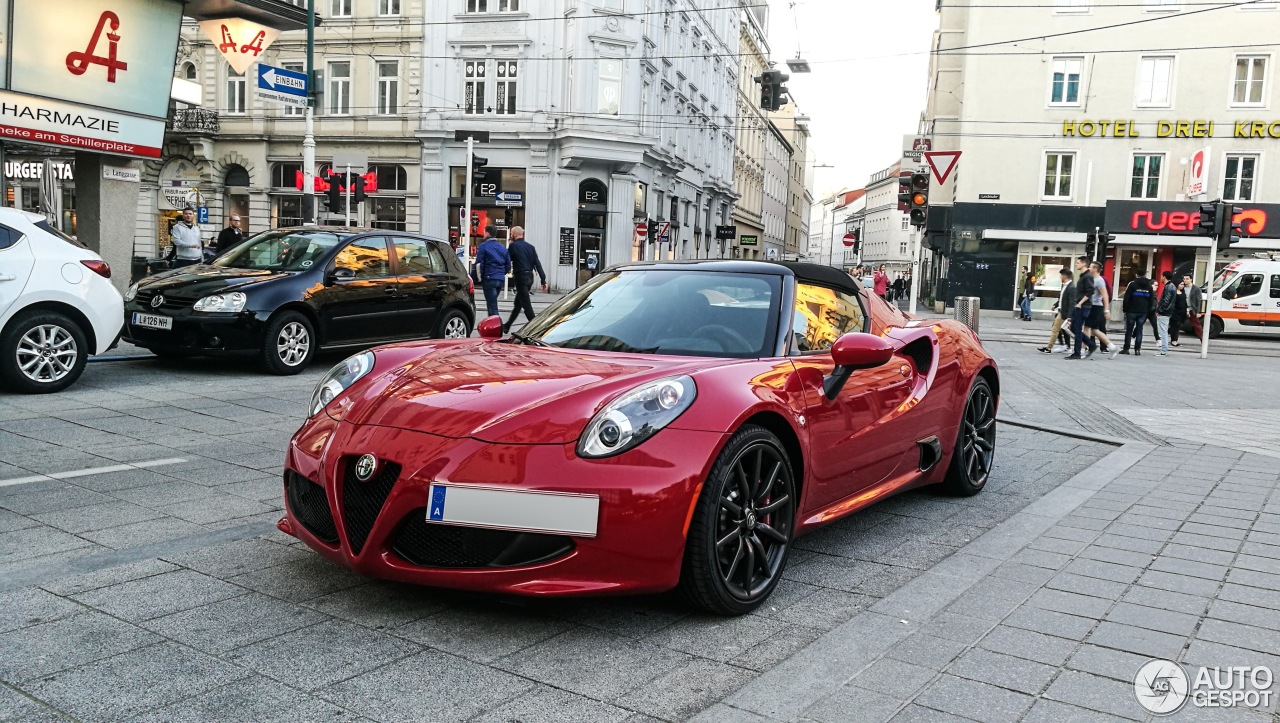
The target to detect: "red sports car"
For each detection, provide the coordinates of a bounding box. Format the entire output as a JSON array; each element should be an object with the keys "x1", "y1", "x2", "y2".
[{"x1": 279, "y1": 261, "x2": 998, "y2": 614}]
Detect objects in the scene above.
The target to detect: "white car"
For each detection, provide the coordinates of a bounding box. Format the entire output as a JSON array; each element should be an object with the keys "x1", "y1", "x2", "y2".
[{"x1": 0, "y1": 209, "x2": 123, "y2": 393}]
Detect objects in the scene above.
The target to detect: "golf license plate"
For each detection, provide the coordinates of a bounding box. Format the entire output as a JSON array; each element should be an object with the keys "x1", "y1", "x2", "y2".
[{"x1": 131, "y1": 312, "x2": 173, "y2": 331}]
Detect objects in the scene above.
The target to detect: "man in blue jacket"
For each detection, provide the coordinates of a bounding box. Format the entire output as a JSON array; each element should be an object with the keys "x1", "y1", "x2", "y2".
[{"x1": 472, "y1": 225, "x2": 511, "y2": 318}]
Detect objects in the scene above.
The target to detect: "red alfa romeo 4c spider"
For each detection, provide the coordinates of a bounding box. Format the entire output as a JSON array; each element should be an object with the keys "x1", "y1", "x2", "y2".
[{"x1": 279, "y1": 261, "x2": 998, "y2": 614}]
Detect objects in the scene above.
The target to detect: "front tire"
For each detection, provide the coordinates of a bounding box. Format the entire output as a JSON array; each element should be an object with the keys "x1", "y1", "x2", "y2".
[
  {"x1": 0, "y1": 310, "x2": 89, "y2": 394},
  {"x1": 680, "y1": 425, "x2": 797, "y2": 615},
  {"x1": 943, "y1": 377, "x2": 996, "y2": 496},
  {"x1": 436, "y1": 308, "x2": 471, "y2": 339},
  {"x1": 1209, "y1": 315, "x2": 1224, "y2": 339},
  {"x1": 260, "y1": 311, "x2": 315, "y2": 375}
]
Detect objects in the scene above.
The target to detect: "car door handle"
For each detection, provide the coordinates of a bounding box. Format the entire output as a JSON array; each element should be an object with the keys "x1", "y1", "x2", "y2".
[
  {"x1": 384, "y1": 286, "x2": 398, "y2": 294},
  {"x1": 0, "y1": 274, "x2": 15, "y2": 281}
]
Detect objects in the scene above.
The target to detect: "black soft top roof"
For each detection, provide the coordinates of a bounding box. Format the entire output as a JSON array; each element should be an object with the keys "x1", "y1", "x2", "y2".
[
  {"x1": 769, "y1": 261, "x2": 863, "y2": 295},
  {"x1": 610, "y1": 259, "x2": 863, "y2": 295}
]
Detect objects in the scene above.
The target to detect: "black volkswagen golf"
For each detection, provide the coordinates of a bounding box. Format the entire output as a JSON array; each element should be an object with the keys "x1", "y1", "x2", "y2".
[{"x1": 122, "y1": 227, "x2": 475, "y2": 374}]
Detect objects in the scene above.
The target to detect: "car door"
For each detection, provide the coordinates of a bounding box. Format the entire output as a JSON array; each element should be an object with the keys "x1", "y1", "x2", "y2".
[
  {"x1": 789, "y1": 283, "x2": 917, "y2": 510},
  {"x1": 316, "y1": 236, "x2": 401, "y2": 345},
  {"x1": 1269, "y1": 274, "x2": 1280, "y2": 327},
  {"x1": 0, "y1": 225, "x2": 34, "y2": 319},
  {"x1": 1221, "y1": 272, "x2": 1267, "y2": 330},
  {"x1": 389, "y1": 236, "x2": 448, "y2": 338}
]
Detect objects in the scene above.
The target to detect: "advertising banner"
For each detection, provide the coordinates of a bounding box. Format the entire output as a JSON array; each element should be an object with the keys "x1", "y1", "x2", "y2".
[{"x1": 0, "y1": 90, "x2": 166, "y2": 158}]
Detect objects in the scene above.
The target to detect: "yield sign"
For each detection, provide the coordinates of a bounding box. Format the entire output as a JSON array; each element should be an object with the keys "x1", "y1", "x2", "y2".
[{"x1": 924, "y1": 151, "x2": 962, "y2": 185}]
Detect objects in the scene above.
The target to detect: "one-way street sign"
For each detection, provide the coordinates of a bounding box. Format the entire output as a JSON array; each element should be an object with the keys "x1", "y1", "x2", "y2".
[
  {"x1": 494, "y1": 191, "x2": 523, "y2": 206},
  {"x1": 257, "y1": 63, "x2": 308, "y2": 108}
]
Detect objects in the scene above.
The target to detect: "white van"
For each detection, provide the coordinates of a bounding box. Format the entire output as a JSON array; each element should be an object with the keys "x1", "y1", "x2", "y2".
[{"x1": 1207, "y1": 255, "x2": 1280, "y2": 338}]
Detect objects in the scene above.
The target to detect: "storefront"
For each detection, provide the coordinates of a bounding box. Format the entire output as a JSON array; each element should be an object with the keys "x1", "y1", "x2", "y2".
[
  {"x1": 447, "y1": 166, "x2": 528, "y2": 252},
  {"x1": 2, "y1": 157, "x2": 76, "y2": 233}
]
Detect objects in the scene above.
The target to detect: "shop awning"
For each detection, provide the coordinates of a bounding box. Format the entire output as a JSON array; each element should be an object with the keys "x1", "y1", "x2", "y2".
[
  {"x1": 1112, "y1": 234, "x2": 1280, "y2": 251},
  {"x1": 981, "y1": 229, "x2": 1087, "y2": 243}
]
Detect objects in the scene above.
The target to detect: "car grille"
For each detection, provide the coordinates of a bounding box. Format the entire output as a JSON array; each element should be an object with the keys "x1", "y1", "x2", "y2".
[
  {"x1": 134, "y1": 289, "x2": 192, "y2": 312},
  {"x1": 340, "y1": 459, "x2": 402, "y2": 555},
  {"x1": 285, "y1": 471, "x2": 338, "y2": 544},
  {"x1": 391, "y1": 509, "x2": 575, "y2": 568}
]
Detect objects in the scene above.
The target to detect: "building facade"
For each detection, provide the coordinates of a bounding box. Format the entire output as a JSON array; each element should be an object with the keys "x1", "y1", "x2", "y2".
[
  {"x1": 925, "y1": 0, "x2": 1280, "y2": 312},
  {"x1": 762, "y1": 121, "x2": 791, "y2": 260},
  {"x1": 807, "y1": 187, "x2": 864, "y2": 269},
  {"x1": 860, "y1": 161, "x2": 912, "y2": 273},
  {"x1": 771, "y1": 104, "x2": 812, "y2": 261},
  {"x1": 731, "y1": 3, "x2": 769, "y2": 260}
]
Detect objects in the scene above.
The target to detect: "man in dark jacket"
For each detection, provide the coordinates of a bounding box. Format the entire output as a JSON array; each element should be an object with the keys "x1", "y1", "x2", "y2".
[
  {"x1": 1038, "y1": 268, "x2": 1076, "y2": 354},
  {"x1": 472, "y1": 225, "x2": 511, "y2": 318},
  {"x1": 1155, "y1": 270, "x2": 1178, "y2": 355},
  {"x1": 503, "y1": 226, "x2": 548, "y2": 333},
  {"x1": 215, "y1": 215, "x2": 244, "y2": 257},
  {"x1": 1170, "y1": 276, "x2": 1189, "y2": 346},
  {"x1": 1183, "y1": 273, "x2": 1204, "y2": 338},
  {"x1": 1120, "y1": 272, "x2": 1154, "y2": 355}
]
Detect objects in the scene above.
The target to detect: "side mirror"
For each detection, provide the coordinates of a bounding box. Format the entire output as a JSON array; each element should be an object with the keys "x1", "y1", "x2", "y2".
[
  {"x1": 327, "y1": 267, "x2": 356, "y2": 285},
  {"x1": 824, "y1": 332, "x2": 895, "y2": 400},
  {"x1": 477, "y1": 315, "x2": 503, "y2": 339}
]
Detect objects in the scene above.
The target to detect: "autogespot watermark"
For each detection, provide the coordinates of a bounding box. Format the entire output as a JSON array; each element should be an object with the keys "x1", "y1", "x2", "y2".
[{"x1": 1134, "y1": 659, "x2": 1274, "y2": 715}]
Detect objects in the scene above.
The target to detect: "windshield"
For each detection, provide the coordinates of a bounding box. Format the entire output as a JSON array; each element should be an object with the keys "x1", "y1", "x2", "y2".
[
  {"x1": 214, "y1": 230, "x2": 344, "y2": 271},
  {"x1": 518, "y1": 269, "x2": 782, "y2": 358},
  {"x1": 1212, "y1": 267, "x2": 1240, "y2": 292}
]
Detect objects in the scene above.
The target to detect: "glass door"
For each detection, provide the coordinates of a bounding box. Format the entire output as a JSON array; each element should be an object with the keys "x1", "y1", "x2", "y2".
[{"x1": 1115, "y1": 248, "x2": 1151, "y2": 293}]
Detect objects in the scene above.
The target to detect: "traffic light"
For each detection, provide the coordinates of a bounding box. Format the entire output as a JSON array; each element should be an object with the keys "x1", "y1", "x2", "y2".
[
  {"x1": 757, "y1": 73, "x2": 774, "y2": 111},
  {"x1": 471, "y1": 155, "x2": 489, "y2": 181},
  {"x1": 897, "y1": 175, "x2": 912, "y2": 213},
  {"x1": 1198, "y1": 203, "x2": 1219, "y2": 236},
  {"x1": 1220, "y1": 205, "x2": 1243, "y2": 251},
  {"x1": 908, "y1": 172, "x2": 929, "y2": 227},
  {"x1": 1087, "y1": 232, "x2": 1115, "y2": 262},
  {"x1": 647, "y1": 219, "x2": 659, "y2": 244},
  {"x1": 324, "y1": 173, "x2": 345, "y2": 214},
  {"x1": 755, "y1": 70, "x2": 791, "y2": 112},
  {"x1": 851, "y1": 227, "x2": 862, "y2": 256},
  {"x1": 351, "y1": 173, "x2": 367, "y2": 204}
]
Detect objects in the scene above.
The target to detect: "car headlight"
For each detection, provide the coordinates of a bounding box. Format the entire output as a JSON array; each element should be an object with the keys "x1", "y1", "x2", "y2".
[
  {"x1": 124, "y1": 283, "x2": 138, "y2": 302},
  {"x1": 309, "y1": 351, "x2": 375, "y2": 417},
  {"x1": 578, "y1": 375, "x2": 697, "y2": 458},
  {"x1": 192, "y1": 291, "x2": 247, "y2": 313}
]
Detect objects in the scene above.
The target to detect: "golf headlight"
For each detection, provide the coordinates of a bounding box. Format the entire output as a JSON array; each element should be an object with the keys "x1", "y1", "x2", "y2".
[
  {"x1": 309, "y1": 351, "x2": 375, "y2": 417},
  {"x1": 578, "y1": 375, "x2": 696, "y2": 458},
  {"x1": 193, "y1": 291, "x2": 247, "y2": 313},
  {"x1": 124, "y1": 283, "x2": 138, "y2": 302}
]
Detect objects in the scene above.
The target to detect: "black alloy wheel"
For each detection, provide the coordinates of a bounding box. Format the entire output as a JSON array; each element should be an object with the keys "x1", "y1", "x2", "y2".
[
  {"x1": 681, "y1": 425, "x2": 796, "y2": 615},
  {"x1": 943, "y1": 377, "x2": 996, "y2": 496}
]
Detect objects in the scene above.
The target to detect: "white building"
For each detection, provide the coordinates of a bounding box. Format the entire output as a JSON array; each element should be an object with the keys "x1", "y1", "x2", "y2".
[
  {"x1": 762, "y1": 121, "x2": 791, "y2": 260},
  {"x1": 860, "y1": 162, "x2": 912, "y2": 273},
  {"x1": 731, "y1": 3, "x2": 769, "y2": 259},
  {"x1": 420, "y1": 0, "x2": 739, "y2": 288},
  {"x1": 807, "y1": 188, "x2": 864, "y2": 269},
  {"x1": 926, "y1": 0, "x2": 1280, "y2": 311},
  {"x1": 771, "y1": 104, "x2": 813, "y2": 261}
]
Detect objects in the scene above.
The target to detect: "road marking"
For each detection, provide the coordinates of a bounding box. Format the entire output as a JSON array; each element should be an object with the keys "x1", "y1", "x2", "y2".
[{"x1": 0, "y1": 457, "x2": 188, "y2": 488}]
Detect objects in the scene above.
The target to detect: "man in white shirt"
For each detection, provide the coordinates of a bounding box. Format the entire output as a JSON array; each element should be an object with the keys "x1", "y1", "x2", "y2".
[{"x1": 170, "y1": 207, "x2": 203, "y2": 268}]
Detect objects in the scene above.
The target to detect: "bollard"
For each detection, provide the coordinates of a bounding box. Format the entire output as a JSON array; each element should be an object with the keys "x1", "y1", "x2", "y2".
[{"x1": 954, "y1": 296, "x2": 980, "y2": 334}]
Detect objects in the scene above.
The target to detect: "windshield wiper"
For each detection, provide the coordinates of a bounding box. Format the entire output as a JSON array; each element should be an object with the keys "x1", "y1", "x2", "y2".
[{"x1": 509, "y1": 332, "x2": 551, "y2": 348}]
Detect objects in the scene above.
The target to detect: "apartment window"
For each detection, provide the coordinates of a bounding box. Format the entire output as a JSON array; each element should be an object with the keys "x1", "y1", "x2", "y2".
[
  {"x1": 900, "y1": 241, "x2": 908, "y2": 255},
  {"x1": 598, "y1": 58, "x2": 623, "y2": 116},
  {"x1": 901, "y1": 217, "x2": 909, "y2": 231},
  {"x1": 1050, "y1": 57, "x2": 1084, "y2": 106},
  {"x1": 1130, "y1": 154, "x2": 1163, "y2": 199},
  {"x1": 467, "y1": 0, "x2": 520, "y2": 11},
  {"x1": 1224, "y1": 154, "x2": 1258, "y2": 202},
  {"x1": 330, "y1": 0, "x2": 351, "y2": 17},
  {"x1": 495, "y1": 61, "x2": 517, "y2": 115},
  {"x1": 283, "y1": 62, "x2": 304, "y2": 116},
  {"x1": 1055, "y1": 0, "x2": 1089, "y2": 12},
  {"x1": 1043, "y1": 152, "x2": 1076, "y2": 200},
  {"x1": 1233, "y1": 56, "x2": 1267, "y2": 106},
  {"x1": 378, "y1": 0, "x2": 400, "y2": 15},
  {"x1": 271, "y1": 162, "x2": 303, "y2": 189},
  {"x1": 1136, "y1": 56, "x2": 1173, "y2": 107},
  {"x1": 464, "y1": 60, "x2": 485, "y2": 114},
  {"x1": 226, "y1": 69, "x2": 246, "y2": 114},
  {"x1": 377, "y1": 61, "x2": 399, "y2": 115},
  {"x1": 327, "y1": 61, "x2": 351, "y2": 115}
]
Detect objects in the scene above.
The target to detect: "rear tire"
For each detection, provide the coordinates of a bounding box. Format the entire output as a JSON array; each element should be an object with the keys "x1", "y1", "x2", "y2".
[
  {"x1": 943, "y1": 377, "x2": 996, "y2": 497},
  {"x1": 260, "y1": 311, "x2": 315, "y2": 375},
  {"x1": 1209, "y1": 315, "x2": 1224, "y2": 339},
  {"x1": 436, "y1": 308, "x2": 471, "y2": 339},
  {"x1": 0, "y1": 310, "x2": 89, "y2": 394},
  {"x1": 679, "y1": 425, "x2": 796, "y2": 615}
]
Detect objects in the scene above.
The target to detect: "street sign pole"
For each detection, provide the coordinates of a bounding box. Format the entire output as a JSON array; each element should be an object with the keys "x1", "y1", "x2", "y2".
[
  {"x1": 463, "y1": 135, "x2": 474, "y2": 274},
  {"x1": 1200, "y1": 200, "x2": 1224, "y2": 360},
  {"x1": 302, "y1": 0, "x2": 315, "y2": 224},
  {"x1": 345, "y1": 164, "x2": 352, "y2": 226},
  {"x1": 908, "y1": 227, "x2": 922, "y2": 316}
]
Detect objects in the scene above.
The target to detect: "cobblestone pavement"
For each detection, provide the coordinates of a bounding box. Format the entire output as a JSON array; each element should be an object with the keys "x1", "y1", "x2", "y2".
[{"x1": 0, "y1": 321, "x2": 1110, "y2": 720}]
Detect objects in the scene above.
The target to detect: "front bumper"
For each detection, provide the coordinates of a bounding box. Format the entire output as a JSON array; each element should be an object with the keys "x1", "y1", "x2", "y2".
[
  {"x1": 280, "y1": 414, "x2": 728, "y2": 596},
  {"x1": 121, "y1": 301, "x2": 269, "y2": 355}
]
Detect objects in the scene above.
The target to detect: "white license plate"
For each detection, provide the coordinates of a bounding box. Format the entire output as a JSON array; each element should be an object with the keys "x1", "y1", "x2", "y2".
[
  {"x1": 131, "y1": 312, "x2": 173, "y2": 331},
  {"x1": 426, "y1": 483, "x2": 600, "y2": 537}
]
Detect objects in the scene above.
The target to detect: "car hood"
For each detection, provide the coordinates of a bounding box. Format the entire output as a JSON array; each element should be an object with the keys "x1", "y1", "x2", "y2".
[
  {"x1": 137, "y1": 266, "x2": 294, "y2": 298},
  {"x1": 345, "y1": 340, "x2": 710, "y2": 444}
]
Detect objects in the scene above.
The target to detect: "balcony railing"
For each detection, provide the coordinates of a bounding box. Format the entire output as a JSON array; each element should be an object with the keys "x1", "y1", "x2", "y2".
[{"x1": 168, "y1": 108, "x2": 220, "y2": 134}]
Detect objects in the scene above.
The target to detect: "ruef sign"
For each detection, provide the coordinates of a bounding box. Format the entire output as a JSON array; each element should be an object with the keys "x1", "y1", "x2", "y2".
[{"x1": 1105, "y1": 200, "x2": 1280, "y2": 239}]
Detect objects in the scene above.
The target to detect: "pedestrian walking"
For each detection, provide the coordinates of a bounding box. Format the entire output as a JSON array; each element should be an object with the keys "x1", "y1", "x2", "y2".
[
  {"x1": 503, "y1": 226, "x2": 548, "y2": 333},
  {"x1": 1038, "y1": 268, "x2": 1076, "y2": 354},
  {"x1": 215, "y1": 215, "x2": 244, "y2": 257},
  {"x1": 472, "y1": 225, "x2": 511, "y2": 319},
  {"x1": 1182, "y1": 273, "x2": 1204, "y2": 339},
  {"x1": 1088, "y1": 261, "x2": 1119, "y2": 356},
  {"x1": 1120, "y1": 270, "x2": 1154, "y2": 355},
  {"x1": 1170, "y1": 275, "x2": 1189, "y2": 346},
  {"x1": 874, "y1": 265, "x2": 889, "y2": 301},
  {"x1": 169, "y1": 207, "x2": 203, "y2": 269},
  {"x1": 1155, "y1": 270, "x2": 1177, "y2": 355},
  {"x1": 1068, "y1": 258, "x2": 1117, "y2": 359},
  {"x1": 892, "y1": 274, "x2": 905, "y2": 302},
  {"x1": 1019, "y1": 266, "x2": 1036, "y2": 321}
]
